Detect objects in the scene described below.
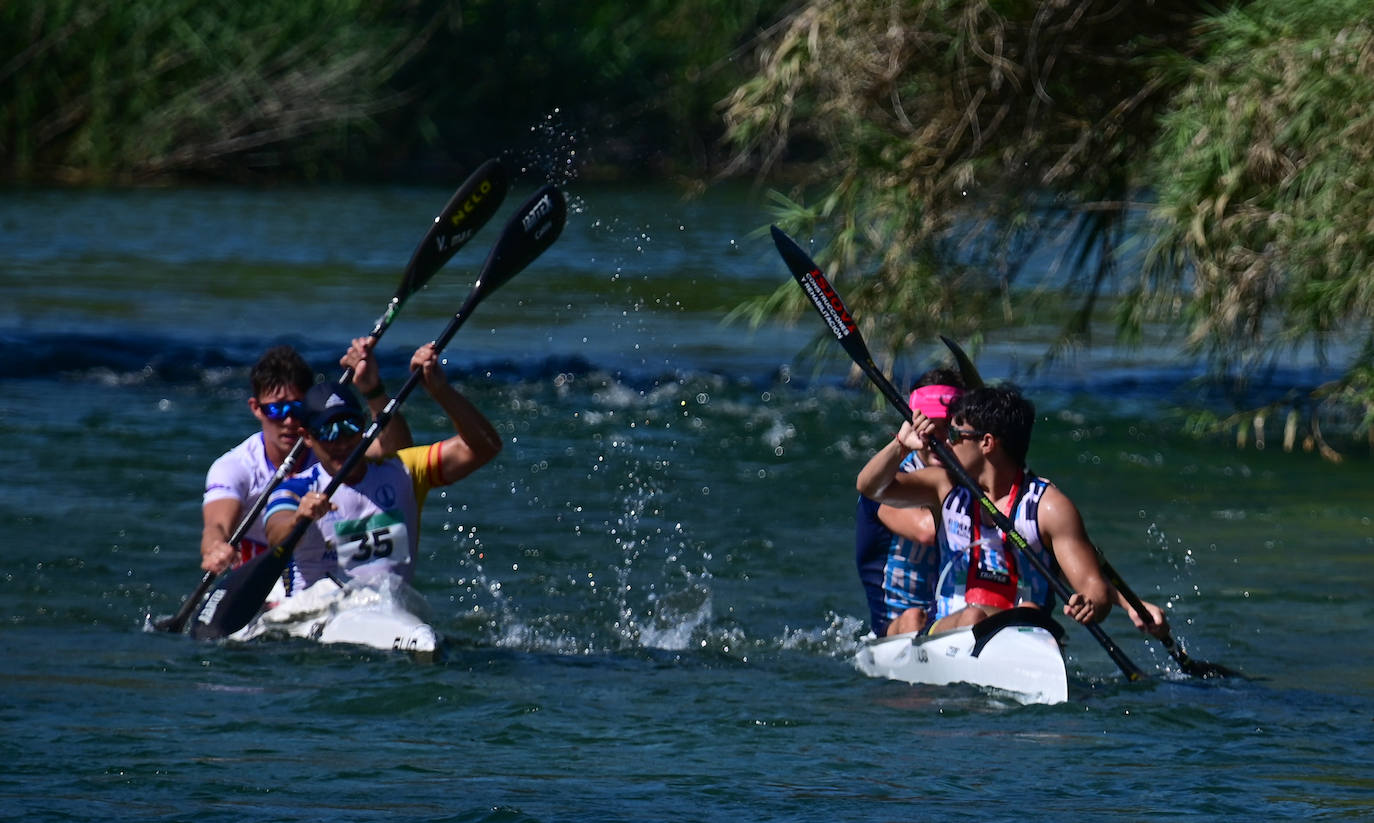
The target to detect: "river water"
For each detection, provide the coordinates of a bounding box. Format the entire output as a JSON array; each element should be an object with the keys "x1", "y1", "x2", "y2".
[{"x1": 1, "y1": 180, "x2": 1370, "y2": 821}]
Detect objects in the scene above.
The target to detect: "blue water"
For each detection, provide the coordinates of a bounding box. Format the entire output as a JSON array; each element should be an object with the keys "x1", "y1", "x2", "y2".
[{"x1": 1, "y1": 180, "x2": 1371, "y2": 821}]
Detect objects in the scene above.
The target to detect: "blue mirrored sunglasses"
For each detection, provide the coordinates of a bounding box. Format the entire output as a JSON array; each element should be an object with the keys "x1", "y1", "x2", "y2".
[
  {"x1": 310, "y1": 416, "x2": 365, "y2": 442},
  {"x1": 259, "y1": 400, "x2": 304, "y2": 422}
]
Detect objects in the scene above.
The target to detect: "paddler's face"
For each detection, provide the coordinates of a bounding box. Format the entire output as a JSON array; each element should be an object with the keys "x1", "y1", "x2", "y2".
[
  {"x1": 305, "y1": 415, "x2": 366, "y2": 479},
  {"x1": 249, "y1": 385, "x2": 306, "y2": 451}
]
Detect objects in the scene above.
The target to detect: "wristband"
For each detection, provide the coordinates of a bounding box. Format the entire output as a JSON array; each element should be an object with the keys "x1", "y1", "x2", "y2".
[{"x1": 363, "y1": 383, "x2": 386, "y2": 400}]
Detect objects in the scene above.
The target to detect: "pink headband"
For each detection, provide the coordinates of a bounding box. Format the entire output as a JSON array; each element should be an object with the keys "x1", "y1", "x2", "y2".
[{"x1": 909, "y1": 384, "x2": 962, "y2": 419}]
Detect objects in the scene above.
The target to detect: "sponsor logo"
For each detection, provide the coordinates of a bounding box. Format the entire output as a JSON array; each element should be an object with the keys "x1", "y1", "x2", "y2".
[
  {"x1": 800, "y1": 270, "x2": 855, "y2": 338},
  {"x1": 448, "y1": 180, "x2": 495, "y2": 227},
  {"x1": 434, "y1": 228, "x2": 477, "y2": 252},
  {"x1": 521, "y1": 193, "x2": 553, "y2": 231},
  {"x1": 197, "y1": 589, "x2": 224, "y2": 624}
]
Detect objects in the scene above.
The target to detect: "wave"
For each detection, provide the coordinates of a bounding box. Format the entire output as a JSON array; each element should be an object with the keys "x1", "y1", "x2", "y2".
[{"x1": 0, "y1": 327, "x2": 1342, "y2": 417}]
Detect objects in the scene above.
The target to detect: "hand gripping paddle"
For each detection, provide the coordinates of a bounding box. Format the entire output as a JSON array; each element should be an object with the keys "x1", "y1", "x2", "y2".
[
  {"x1": 190, "y1": 185, "x2": 568, "y2": 641},
  {"x1": 150, "y1": 160, "x2": 508, "y2": 634}
]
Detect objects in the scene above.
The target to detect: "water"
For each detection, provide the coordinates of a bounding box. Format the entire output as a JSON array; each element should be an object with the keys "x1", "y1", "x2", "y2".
[{"x1": 1, "y1": 181, "x2": 1371, "y2": 821}]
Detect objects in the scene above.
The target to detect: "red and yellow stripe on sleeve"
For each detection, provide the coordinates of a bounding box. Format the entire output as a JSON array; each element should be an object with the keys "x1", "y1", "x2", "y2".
[{"x1": 396, "y1": 442, "x2": 447, "y2": 514}]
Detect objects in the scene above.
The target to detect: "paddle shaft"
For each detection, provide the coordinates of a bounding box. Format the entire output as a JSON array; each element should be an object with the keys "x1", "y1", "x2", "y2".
[
  {"x1": 272, "y1": 284, "x2": 494, "y2": 560},
  {"x1": 772, "y1": 225, "x2": 1145, "y2": 681},
  {"x1": 189, "y1": 185, "x2": 567, "y2": 640},
  {"x1": 157, "y1": 331, "x2": 383, "y2": 632},
  {"x1": 154, "y1": 161, "x2": 509, "y2": 634},
  {"x1": 938, "y1": 334, "x2": 1239, "y2": 678},
  {"x1": 270, "y1": 185, "x2": 568, "y2": 568}
]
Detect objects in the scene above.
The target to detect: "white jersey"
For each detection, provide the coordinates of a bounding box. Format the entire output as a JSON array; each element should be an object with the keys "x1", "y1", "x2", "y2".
[
  {"x1": 203, "y1": 432, "x2": 317, "y2": 558},
  {"x1": 266, "y1": 445, "x2": 444, "y2": 594},
  {"x1": 935, "y1": 472, "x2": 1057, "y2": 618}
]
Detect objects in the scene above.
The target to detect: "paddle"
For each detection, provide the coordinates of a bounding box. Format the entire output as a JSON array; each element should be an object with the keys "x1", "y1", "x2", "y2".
[
  {"x1": 939, "y1": 334, "x2": 985, "y2": 389},
  {"x1": 771, "y1": 225, "x2": 1146, "y2": 681},
  {"x1": 1096, "y1": 554, "x2": 1244, "y2": 678},
  {"x1": 151, "y1": 159, "x2": 509, "y2": 635},
  {"x1": 190, "y1": 184, "x2": 568, "y2": 641},
  {"x1": 939, "y1": 335, "x2": 1242, "y2": 679}
]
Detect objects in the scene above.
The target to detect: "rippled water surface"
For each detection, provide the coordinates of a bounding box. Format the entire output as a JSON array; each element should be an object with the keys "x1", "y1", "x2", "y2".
[{"x1": 1, "y1": 181, "x2": 1371, "y2": 822}]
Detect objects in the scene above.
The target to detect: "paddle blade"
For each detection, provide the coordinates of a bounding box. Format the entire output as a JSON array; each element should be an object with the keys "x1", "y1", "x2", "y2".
[
  {"x1": 771, "y1": 225, "x2": 909, "y2": 416},
  {"x1": 477, "y1": 184, "x2": 567, "y2": 297},
  {"x1": 939, "y1": 334, "x2": 986, "y2": 389},
  {"x1": 189, "y1": 546, "x2": 292, "y2": 641},
  {"x1": 398, "y1": 159, "x2": 509, "y2": 301}
]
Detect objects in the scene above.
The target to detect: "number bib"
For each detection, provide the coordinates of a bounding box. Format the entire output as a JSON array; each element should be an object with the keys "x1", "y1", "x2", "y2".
[{"x1": 332, "y1": 511, "x2": 411, "y2": 572}]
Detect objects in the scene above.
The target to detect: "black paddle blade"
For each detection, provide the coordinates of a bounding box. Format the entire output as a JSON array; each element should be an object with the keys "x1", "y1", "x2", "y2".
[
  {"x1": 770, "y1": 225, "x2": 910, "y2": 414},
  {"x1": 189, "y1": 545, "x2": 292, "y2": 641},
  {"x1": 771, "y1": 225, "x2": 860, "y2": 345},
  {"x1": 398, "y1": 159, "x2": 509, "y2": 300},
  {"x1": 1173, "y1": 645, "x2": 1248, "y2": 679},
  {"x1": 428, "y1": 185, "x2": 566, "y2": 355},
  {"x1": 150, "y1": 570, "x2": 216, "y2": 633},
  {"x1": 478, "y1": 185, "x2": 566, "y2": 294},
  {"x1": 940, "y1": 334, "x2": 986, "y2": 389}
]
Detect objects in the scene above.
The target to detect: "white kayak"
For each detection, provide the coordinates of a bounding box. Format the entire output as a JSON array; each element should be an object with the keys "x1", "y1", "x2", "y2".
[
  {"x1": 229, "y1": 573, "x2": 439, "y2": 658},
  {"x1": 854, "y1": 607, "x2": 1068, "y2": 705}
]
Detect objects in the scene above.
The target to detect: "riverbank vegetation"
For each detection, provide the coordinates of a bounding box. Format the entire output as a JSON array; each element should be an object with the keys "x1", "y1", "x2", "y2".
[
  {"x1": 724, "y1": 0, "x2": 1374, "y2": 458},
  {"x1": 3, "y1": 1, "x2": 1370, "y2": 454},
  {"x1": 0, "y1": 0, "x2": 783, "y2": 183}
]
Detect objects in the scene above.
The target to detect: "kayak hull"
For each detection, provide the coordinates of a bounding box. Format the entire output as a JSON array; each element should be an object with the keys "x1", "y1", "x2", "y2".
[
  {"x1": 230, "y1": 575, "x2": 439, "y2": 657},
  {"x1": 855, "y1": 608, "x2": 1069, "y2": 705}
]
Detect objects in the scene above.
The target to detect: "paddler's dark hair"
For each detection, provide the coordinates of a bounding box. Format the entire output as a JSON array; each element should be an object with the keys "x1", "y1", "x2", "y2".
[
  {"x1": 250, "y1": 345, "x2": 313, "y2": 398},
  {"x1": 948, "y1": 384, "x2": 1034, "y2": 466},
  {"x1": 909, "y1": 366, "x2": 964, "y2": 392}
]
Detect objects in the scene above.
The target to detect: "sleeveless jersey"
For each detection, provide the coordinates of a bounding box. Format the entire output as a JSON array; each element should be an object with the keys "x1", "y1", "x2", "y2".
[
  {"x1": 203, "y1": 432, "x2": 318, "y2": 565},
  {"x1": 266, "y1": 443, "x2": 447, "y2": 594},
  {"x1": 934, "y1": 473, "x2": 1057, "y2": 619},
  {"x1": 855, "y1": 452, "x2": 940, "y2": 635}
]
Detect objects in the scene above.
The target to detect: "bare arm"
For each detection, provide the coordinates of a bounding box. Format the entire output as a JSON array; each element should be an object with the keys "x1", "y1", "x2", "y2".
[
  {"x1": 1035, "y1": 485, "x2": 1115, "y2": 625},
  {"x1": 876, "y1": 503, "x2": 938, "y2": 545},
  {"x1": 856, "y1": 416, "x2": 943, "y2": 507},
  {"x1": 341, "y1": 336, "x2": 413, "y2": 457},
  {"x1": 1112, "y1": 588, "x2": 1172, "y2": 638},
  {"x1": 264, "y1": 490, "x2": 335, "y2": 546},
  {"x1": 412, "y1": 343, "x2": 502, "y2": 483},
  {"x1": 201, "y1": 498, "x2": 241, "y2": 573}
]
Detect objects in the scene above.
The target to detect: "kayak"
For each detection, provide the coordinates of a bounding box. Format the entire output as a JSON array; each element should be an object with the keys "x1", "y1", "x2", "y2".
[
  {"x1": 854, "y1": 607, "x2": 1068, "y2": 705},
  {"x1": 229, "y1": 573, "x2": 440, "y2": 658}
]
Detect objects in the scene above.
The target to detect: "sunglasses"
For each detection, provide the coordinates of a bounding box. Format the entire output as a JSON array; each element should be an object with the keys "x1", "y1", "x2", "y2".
[
  {"x1": 258, "y1": 399, "x2": 304, "y2": 422},
  {"x1": 946, "y1": 427, "x2": 987, "y2": 445},
  {"x1": 310, "y1": 416, "x2": 365, "y2": 442}
]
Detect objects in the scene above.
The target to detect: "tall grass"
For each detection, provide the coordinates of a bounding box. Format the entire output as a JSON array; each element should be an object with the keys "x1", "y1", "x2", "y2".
[
  {"x1": 724, "y1": 0, "x2": 1374, "y2": 454},
  {"x1": 1, "y1": 0, "x2": 418, "y2": 182}
]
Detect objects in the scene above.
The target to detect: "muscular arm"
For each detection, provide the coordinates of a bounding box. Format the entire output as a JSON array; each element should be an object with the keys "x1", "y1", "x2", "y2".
[
  {"x1": 413, "y1": 344, "x2": 502, "y2": 483},
  {"x1": 1035, "y1": 485, "x2": 1115, "y2": 625},
  {"x1": 264, "y1": 487, "x2": 334, "y2": 546},
  {"x1": 201, "y1": 498, "x2": 241, "y2": 573},
  {"x1": 856, "y1": 418, "x2": 944, "y2": 508},
  {"x1": 877, "y1": 503, "x2": 938, "y2": 545},
  {"x1": 341, "y1": 336, "x2": 413, "y2": 458}
]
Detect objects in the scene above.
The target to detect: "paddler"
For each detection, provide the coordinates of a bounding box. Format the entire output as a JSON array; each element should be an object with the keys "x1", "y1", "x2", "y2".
[
  {"x1": 262, "y1": 342, "x2": 501, "y2": 597},
  {"x1": 857, "y1": 383, "x2": 1171, "y2": 637},
  {"x1": 854, "y1": 367, "x2": 965, "y2": 637},
  {"x1": 200, "y1": 339, "x2": 413, "y2": 575}
]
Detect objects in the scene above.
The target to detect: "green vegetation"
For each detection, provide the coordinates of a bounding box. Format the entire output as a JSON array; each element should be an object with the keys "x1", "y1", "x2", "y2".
[
  {"x1": 723, "y1": 0, "x2": 1374, "y2": 458},
  {"x1": 0, "y1": 0, "x2": 783, "y2": 183},
  {"x1": 3, "y1": 1, "x2": 1370, "y2": 455},
  {"x1": 1, "y1": 0, "x2": 414, "y2": 182}
]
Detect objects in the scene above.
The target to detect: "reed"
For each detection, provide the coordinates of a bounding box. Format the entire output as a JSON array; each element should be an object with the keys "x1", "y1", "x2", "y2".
[
  {"x1": 723, "y1": 0, "x2": 1374, "y2": 455},
  {"x1": 1, "y1": 0, "x2": 418, "y2": 183}
]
